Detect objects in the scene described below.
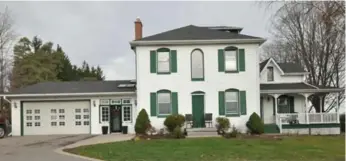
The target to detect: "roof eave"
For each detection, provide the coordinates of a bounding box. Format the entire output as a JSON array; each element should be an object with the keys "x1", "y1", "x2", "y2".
[
  {"x1": 260, "y1": 88, "x2": 343, "y2": 94},
  {"x1": 130, "y1": 38, "x2": 266, "y2": 47},
  {"x1": 1, "y1": 91, "x2": 136, "y2": 98}
]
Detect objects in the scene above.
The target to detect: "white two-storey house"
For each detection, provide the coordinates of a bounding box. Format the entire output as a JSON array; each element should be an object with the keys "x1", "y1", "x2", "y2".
[{"x1": 130, "y1": 18, "x2": 265, "y2": 132}]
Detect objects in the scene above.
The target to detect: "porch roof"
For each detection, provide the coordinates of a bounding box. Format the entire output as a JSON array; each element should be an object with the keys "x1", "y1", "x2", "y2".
[{"x1": 260, "y1": 82, "x2": 343, "y2": 94}]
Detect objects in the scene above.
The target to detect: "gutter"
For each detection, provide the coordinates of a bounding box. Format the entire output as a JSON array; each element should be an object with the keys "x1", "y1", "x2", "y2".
[
  {"x1": 1, "y1": 91, "x2": 136, "y2": 98},
  {"x1": 130, "y1": 38, "x2": 266, "y2": 47},
  {"x1": 260, "y1": 88, "x2": 343, "y2": 94}
]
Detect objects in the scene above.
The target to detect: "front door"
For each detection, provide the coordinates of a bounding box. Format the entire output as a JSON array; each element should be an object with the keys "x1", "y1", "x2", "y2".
[
  {"x1": 110, "y1": 105, "x2": 122, "y2": 132},
  {"x1": 192, "y1": 95, "x2": 205, "y2": 128}
]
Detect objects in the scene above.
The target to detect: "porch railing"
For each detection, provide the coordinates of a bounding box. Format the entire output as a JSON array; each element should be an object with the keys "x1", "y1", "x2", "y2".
[{"x1": 277, "y1": 113, "x2": 339, "y2": 125}]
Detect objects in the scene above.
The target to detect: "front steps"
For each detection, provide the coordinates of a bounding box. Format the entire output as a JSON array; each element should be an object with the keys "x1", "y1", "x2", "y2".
[
  {"x1": 186, "y1": 127, "x2": 219, "y2": 138},
  {"x1": 264, "y1": 124, "x2": 280, "y2": 134}
]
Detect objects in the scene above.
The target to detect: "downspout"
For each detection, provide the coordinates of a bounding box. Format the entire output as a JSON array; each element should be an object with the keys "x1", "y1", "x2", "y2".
[{"x1": 3, "y1": 96, "x2": 10, "y2": 104}]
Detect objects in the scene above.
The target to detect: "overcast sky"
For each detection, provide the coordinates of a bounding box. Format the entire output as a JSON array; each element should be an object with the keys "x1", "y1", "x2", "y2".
[{"x1": 0, "y1": 1, "x2": 277, "y2": 80}]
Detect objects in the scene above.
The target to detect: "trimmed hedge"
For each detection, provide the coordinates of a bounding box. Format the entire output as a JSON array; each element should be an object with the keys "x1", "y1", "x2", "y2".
[
  {"x1": 135, "y1": 109, "x2": 151, "y2": 134},
  {"x1": 246, "y1": 112, "x2": 264, "y2": 135}
]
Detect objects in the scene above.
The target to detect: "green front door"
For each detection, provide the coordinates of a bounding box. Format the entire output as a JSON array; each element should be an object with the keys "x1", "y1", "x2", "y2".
[{"x1": 192, "y1": 95, "x2": 205, "y2": 128}]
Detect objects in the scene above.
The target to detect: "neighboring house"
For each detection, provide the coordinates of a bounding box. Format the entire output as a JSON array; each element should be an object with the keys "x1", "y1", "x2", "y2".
[
  {"x1": 1, "y1": 18, "x2": 342, "y2": 136},
  {"x1": 260, "y1": 58, "x2": 342, "y2": 134}
]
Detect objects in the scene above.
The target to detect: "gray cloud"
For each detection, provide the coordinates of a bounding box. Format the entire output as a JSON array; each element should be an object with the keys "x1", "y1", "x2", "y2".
[{"x1": 0, "y1": 1, "x2": 276, "y2": 80}]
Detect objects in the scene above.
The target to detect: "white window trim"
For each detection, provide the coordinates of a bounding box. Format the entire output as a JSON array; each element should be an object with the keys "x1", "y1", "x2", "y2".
[
  {"x1": 157, "y1": 51, "x2": 171, "y2": 73},
  {"x1": 157, "y1": 92, "x2": 172, "y2": 116},
  {"x1": 122, "y1": 99, "x2": 131, "y2": 104},
  {"x1": 122, "y1": 105, "x2": 132, "y2": 123},
  {"x1": 267, "y1": 66, "x2": 274, "y2": 82},
  {"x1": 225, "y1": 91, "x2": 240, "y2": 115},
  {"x1": 100, "y1": 99, "x2": 110, "y2": 105},
  {"x1": 110, "y1": 99, "x2": 121, "y2": 105},
  {"x1": 100, "y1": 106, "x2": 110, "y2": 122}
]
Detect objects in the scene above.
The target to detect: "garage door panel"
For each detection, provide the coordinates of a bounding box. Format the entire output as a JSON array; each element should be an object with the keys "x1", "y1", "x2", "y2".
[{"x1": 23, "y1": 101, "x2": 90, "y2": 135}]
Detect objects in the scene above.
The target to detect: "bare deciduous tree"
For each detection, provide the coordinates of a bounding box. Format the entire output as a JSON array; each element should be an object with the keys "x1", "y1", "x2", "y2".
[
  {"x1": 260, "y1": 1, "x2": 345, "y2": 112},
  {"x1": 0, "y1": 7, "x2": 16, "y2": 109}
]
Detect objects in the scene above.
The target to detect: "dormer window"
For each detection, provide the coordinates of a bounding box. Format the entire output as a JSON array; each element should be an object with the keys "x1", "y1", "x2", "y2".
[{"x1": 267, "y1": 67, "x2": 274, "y2": 81}]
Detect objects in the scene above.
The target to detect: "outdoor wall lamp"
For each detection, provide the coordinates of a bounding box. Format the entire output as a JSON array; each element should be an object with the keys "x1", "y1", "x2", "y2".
[
  {"x1": 14, "y1": 102, "x2": 17, "y2": 108},
  {"x1": 93, "y1": 100, "x2": 96, "y2": 107}
]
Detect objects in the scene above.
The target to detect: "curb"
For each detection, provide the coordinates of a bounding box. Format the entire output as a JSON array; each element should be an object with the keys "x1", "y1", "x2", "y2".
[{"x1": 54, "y1": 147, "x2": 104, "y2": 161}]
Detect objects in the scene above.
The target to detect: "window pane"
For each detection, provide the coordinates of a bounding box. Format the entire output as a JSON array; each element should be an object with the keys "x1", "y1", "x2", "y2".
[
  {"x1": 225, "y1": 91, "x2": 238, "y2": 101},
  {"x1": 225, "y1": 50, "x2": 237, "y2": 71},
  {"x1": 191, "y1": 50, "x2": 204, "y2": 79},
  {"x1": 158, "y1": 62, "x2": 170, "y2": 72},
  {"x1": 158, "y1": 103, "x2": 171, "y2": 115},
  {"x1": 226, "y1": 102, "x2": 239, "y2": 114},
  {"x1": 157, "y1": 52, "x2": 170, "y2": 72},
  {"x1": 267, "y1": 67, "x2": 274, "y2": 81},
  {"x1": 158, "y1": 93, "x2": 171, "y2": 103},
  {"x1": 157, "y1": 52, "x2": 169, "y2": 61},
  {"x1": 101, "y1": 106, "x2": 109, "y2": 122}
]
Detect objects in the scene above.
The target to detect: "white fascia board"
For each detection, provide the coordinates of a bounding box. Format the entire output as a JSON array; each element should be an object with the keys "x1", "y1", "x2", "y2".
[
  {"x1": 1, "y1": 92, "x2": 136, "y2": 98},
  {"x1": 130, "y1": 38, "x2": 266, "y2": 47},
  {"x1": 260, "y1": 88, "x2": 343, "y2": 94}
]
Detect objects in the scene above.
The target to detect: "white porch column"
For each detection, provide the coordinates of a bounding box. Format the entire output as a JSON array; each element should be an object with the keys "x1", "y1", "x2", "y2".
[
  {"x1": 274, "y1": 94, "x2": 279, "y2": 123},
  {"x1": 304, "y1": 94, "x2": 309, "y2": 124},
  {"x1": 336, "y1": 93, "x2": 340, "y2": 123},
  {"x1": 320, "y1": 96, "x2": 323, "y2": 123}
]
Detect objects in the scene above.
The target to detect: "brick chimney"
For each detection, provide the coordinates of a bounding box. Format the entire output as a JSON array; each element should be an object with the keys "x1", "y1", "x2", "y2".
[{"x1": 134, "y1": 17, "x2": 142, "y2": 40}]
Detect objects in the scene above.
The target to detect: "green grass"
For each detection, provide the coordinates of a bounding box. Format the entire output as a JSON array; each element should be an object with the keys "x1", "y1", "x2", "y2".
[{"x1": 66, "y1": 136, "x2": 345, "y2": 161}]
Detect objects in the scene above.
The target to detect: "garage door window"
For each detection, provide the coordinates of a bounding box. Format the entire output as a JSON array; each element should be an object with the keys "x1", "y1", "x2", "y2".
[
  {"x1": 51, "y1": 109, "x2": 57, "y2": 114},
  {"x1": 59, "y1": 109, "x2": 65, "y2": 113},
  {"x1": 35, "y1": 122, "x2": 40, "y2": 127},
  {"x1": 26, "y1": 116, "x2": 32, "y2": 120},
  {"x1": 59, "y1": 122, "x2": 65, "y2": 126},
  {"x1": 34, "y1": 109, "x2": 40, "y2": 114},
  {"x1": 26, "y1": 109, "x2": 32, "y2": 114},
  {"x1": 26, "y1": 122, "x2": 32, "y2": 127},
  {"x1": 51, "y1": 122, "x2": 57, "y2": 126},
  {"x1": 35, "y1": 116, "x2": 40, "y2": 120},
  {"x1": 75, "y1": 121, "x2": 81, "y2": 126},
  {"x1": 59, "y1": 115, "x2": 65, "y2": 120},
  {"x1": 75, "y1": 109, "x2": 81, "y2": 113}
]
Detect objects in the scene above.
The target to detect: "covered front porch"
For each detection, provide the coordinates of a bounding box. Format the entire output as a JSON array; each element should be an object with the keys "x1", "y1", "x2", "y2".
[{"x1": 260, "y1": 83, "x2": 343, "y2": 134}]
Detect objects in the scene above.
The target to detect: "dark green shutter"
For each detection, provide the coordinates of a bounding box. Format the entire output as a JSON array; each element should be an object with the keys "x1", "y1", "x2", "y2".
[
  {"x1": 239, "y1": 49, "x2": 245, "y2": 72},
  {"x1": 240, "y1": 91, "x2": 247, "y2": 115},
  {"x1": 289, "y1": 96, "x2": 294, "y2": 113},
  {"x1": 150, "y1": 92, "x2": 157, "y2": 116},
  {"x1": 172, "y1": 92, "x2": 178, "y2": 114},
  {"x1": 219, "y1": 91, "x2": 225, "y2": 115},
  {"x1": 171, "y1": 50, "x2": 177, "y2": 73},
  {"x1": 218, "y1": 49, "x2": 225, "y2": 72},
  {"x1": 273, "y1": 97, "x2": 276, "y2": 115},
  {"x1": 150, "y1": 50, "x2": 157, "y2": 73}
]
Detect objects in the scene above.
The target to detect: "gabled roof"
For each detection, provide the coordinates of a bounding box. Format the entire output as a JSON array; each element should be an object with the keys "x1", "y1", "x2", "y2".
[
  {"x1": 134, "y1": 25, "x2": 264, "y2": 42},
  {"x1": 260, "y1": 58, "x2": 306, "y2": 73},
  {"x1": 7, "y1": 80, "x2": 136, "y2": 95}
]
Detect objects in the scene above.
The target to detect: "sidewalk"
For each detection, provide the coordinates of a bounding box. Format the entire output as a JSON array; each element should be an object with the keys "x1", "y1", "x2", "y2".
[{"x1": 55, "y1": 134, "x2": 134, "y2": 161}]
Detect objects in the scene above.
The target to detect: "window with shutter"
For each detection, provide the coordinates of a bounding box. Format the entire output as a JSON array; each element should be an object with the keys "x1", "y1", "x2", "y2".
[
  {"x1": 219, "y1": 46, "x2": 245, "y2": 73},
  {"x1": 191, "y1": 49, "x2": 204, "y2": 81}
]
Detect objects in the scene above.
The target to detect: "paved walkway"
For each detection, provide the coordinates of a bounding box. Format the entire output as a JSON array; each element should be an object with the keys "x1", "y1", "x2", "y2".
[{"x1": 56, "y1": 134, "x2": 135, "y2": 161}]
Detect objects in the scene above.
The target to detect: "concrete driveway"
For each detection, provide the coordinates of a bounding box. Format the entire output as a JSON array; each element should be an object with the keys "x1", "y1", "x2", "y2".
[{"x1": 0, "y1": 135, "x2": 94, "y2": 161}]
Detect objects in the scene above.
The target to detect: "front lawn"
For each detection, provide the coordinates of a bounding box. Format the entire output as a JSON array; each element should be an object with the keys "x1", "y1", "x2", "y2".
[{"x1": 66, "y1": 136, "x2": 345, "y2": 161}]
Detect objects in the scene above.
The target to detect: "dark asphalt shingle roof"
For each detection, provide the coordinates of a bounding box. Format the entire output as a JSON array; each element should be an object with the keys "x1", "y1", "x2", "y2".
[
  {"x1": 136, "y1": 25, "x2": 263, "y2": 41},
  {"x1": 259, "y1": 58, "x2": 306, "y2": 73},
  {"x1": 260, "y1": 83, "x2": 317, "y2": 90},
  {"x1": 8, "y1": 80, "x2": 136, "y2": 94}
]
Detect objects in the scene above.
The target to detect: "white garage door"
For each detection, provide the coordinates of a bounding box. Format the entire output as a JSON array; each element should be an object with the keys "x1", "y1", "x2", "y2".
[{"x1": 23, "y1": 101, "x2": 91, "y2": 135}]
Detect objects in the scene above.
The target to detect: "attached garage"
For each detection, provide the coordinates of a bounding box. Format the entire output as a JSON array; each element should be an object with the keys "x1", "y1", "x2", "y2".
[
  {"x1": 3, "y1": 80, "x2": 137, "y2": 136},
  {"x1": 22, "y1": 101, "x2": 91, "y2": 135}
]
